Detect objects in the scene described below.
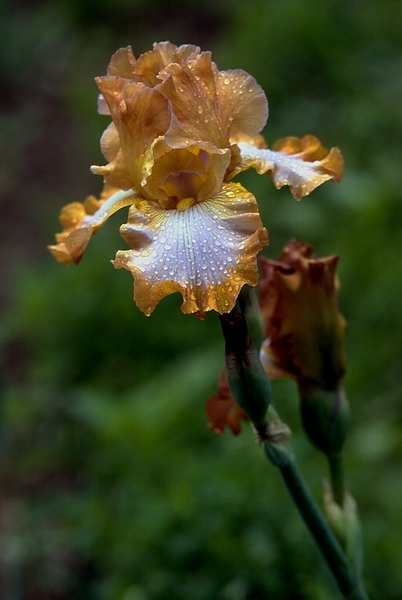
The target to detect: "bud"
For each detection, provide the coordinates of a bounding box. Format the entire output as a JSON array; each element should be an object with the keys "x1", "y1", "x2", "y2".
[
  {"x1": 220, "y1": 311, "x2": 271, "y2": 429},
  {"x1": 239, "y1": 285, "x2": 264, "y2": 352},
  {"x1": 323, "y1": 481, "x2": 364, "y2": 578},
  {"x1": 298, "y1": 383, "x2": 350, "y2": 456},
  {"x1": 258, "y1": 240, "x2": 349, "y2": 454}
]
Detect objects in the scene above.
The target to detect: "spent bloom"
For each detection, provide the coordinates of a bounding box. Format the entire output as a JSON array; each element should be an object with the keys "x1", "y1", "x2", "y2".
[
  {"x1": 49, "y1": 42, "x2": 343, "y2": 316},
  {"x1": 259, "y1": 239, "x2": 347, "y2": 391},
  {"x1": 259, "y1": 240, "x2": 349, "y2": 454}
]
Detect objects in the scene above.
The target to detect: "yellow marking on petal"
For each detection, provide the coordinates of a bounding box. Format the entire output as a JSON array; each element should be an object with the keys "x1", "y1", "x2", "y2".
[
  {"x1": 112, "y1": 181, "x2": 268, "y2": 316},
  {"x1": 177, "y1": 197, "x2": 196, "y2": 210}
]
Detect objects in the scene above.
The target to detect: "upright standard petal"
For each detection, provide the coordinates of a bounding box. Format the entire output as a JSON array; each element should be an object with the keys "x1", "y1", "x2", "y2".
[
  {"x1": 232, "y1": 135, "x2": 343, "y2": 199},
  {"x1": 91, "y1": 122, "x2": 133, "y2": 190},
  {"x1": 158, "y1": 52, "x2": 268, "y2": 150},
  {"x1": 134, "y1": 42, "x2": 201, "y2": 86},
  {"x1": 112, "y1": 182, "x2": 268, "y2": 316},
  {"x1": 94, "y1": 77, "x2": 171, "y2": 191}
]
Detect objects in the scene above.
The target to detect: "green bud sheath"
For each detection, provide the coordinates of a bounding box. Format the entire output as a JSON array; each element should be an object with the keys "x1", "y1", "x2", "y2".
[
  {"x1": 298, "y1": 383, "x2": 350, "y2": 456},
  {"x1": 220, "y1": 311, "x2": 271, "y2": 428}
]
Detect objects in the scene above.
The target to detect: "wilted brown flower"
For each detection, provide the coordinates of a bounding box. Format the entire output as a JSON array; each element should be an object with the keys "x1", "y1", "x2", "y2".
[{"x1": 259, "y1": 239, "x2": 347, "y2": 390}]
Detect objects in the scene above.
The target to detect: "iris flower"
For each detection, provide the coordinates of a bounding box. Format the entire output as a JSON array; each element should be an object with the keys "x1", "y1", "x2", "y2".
[{"x1": 49, "y1": 42, "x2": 343, "y2": 316}]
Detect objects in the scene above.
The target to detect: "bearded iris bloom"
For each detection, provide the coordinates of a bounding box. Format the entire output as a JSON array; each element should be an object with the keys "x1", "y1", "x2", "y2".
[{"x1": 49, "y1": 42, "x2": 343, "y2": 316}]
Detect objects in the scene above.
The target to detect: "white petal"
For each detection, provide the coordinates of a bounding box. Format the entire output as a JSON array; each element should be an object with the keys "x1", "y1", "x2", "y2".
[
  {"x1": 236, "y1": 142, "x2": 342, "y2": 200},
  {"x1": 113, "y1": 182, "x2": 268, "y2": 315}
]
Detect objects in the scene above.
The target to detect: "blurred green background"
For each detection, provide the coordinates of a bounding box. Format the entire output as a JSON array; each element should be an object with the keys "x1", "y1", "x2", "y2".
[{"x1": 1, "y1": 0, "x2": 401, "y2": 598}]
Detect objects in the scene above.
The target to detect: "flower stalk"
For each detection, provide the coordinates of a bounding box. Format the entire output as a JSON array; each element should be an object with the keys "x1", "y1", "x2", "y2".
[
  {"x1": 220, "y1": 305, "x2": 369, "y2": 600},
  {"x1": 329, "y1": 452, "x2": 346, "y2": 507}
]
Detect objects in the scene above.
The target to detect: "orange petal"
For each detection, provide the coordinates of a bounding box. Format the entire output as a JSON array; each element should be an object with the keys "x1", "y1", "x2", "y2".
[
  {"x1": 106, "y1": 45, "x2": 137, "y2": 78},
  {"x1": 232, "y1": 135, "x2": 343, "y2": 199},
  {"x1": 48, "y1": 189, "x2": 137, "y2": 265},
  {"x1": 216, "y1": 68, "x2": 268, "y2": 138},
  {"x1": 158, "y1": 53, "x2": 268, "y2": 149},
  {"x1": 134, "y1": 42, "x2": 201, "y2": 86},
  {"x1": 94, "y1": 78, "x2": 171, "y2": 191},
  {"x1": 258, "y1": 241, "x2": 347, "y2": 388},
  {"x1": 91, "y1": 123, "x2": 133, "y2": 190},
  {"x1": 112, "y1": 182, "x2": 268, "y2": 316}
]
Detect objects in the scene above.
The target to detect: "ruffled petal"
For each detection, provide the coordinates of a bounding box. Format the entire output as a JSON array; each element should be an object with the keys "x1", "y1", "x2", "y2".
[
  {"x1": 158, "y1": 53, "x2": 268, "y2": 149},
  {"x1": 134, "y1": 42, "x2": 201, "y2": 86},
  {"x1": 258, "y1": 241, "x2": 347, "y2": 388},
  {"x1": 106, "y1": 45, "x2": 137, "y2": 78},
  {"x1": 93, "y1": 78, "x2": 171, "y2": 191},
  {"x1": 112, "y1": 182, "x2": 268, "y2": 316},
  {"x1": 215, "y1": 69, "x2": 268, "y2": 138},
  {"x1": 232, "y1": 135, "x2": 343, "y2": 199},
  {"x1": 48, "y1": 189, "x2": 137, "y2": 265}
]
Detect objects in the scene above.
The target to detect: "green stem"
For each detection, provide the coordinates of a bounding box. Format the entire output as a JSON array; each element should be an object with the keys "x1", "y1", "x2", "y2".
[
  {"x1": 329, "y1": 453, "x2": 345, "y2": 506},
  {"x1": 264, "y1": 444, "x2": 369, "y2": 600}
]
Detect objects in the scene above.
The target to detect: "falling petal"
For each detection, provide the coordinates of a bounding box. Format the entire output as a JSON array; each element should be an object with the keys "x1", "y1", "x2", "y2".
[
  {"x1": 48, "y1": 189, "x2": 138, "y2": 265},
  {"x1": 233, "y1": 135, "x2": 343, "y2": 199},
  {"x1": 113, "y1": 182, "x2": 268, "y2": 316}
]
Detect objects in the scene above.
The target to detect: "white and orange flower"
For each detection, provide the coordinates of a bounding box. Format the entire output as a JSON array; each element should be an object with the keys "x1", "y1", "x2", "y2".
[{"x1": 49, "y1": 42, "x2": 343, "y2": 316}]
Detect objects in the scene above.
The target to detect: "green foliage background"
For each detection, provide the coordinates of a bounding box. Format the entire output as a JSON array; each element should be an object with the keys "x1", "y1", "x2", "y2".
[{"x1": 1, "y1": 0, "x2": 401, "y2": 598}]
